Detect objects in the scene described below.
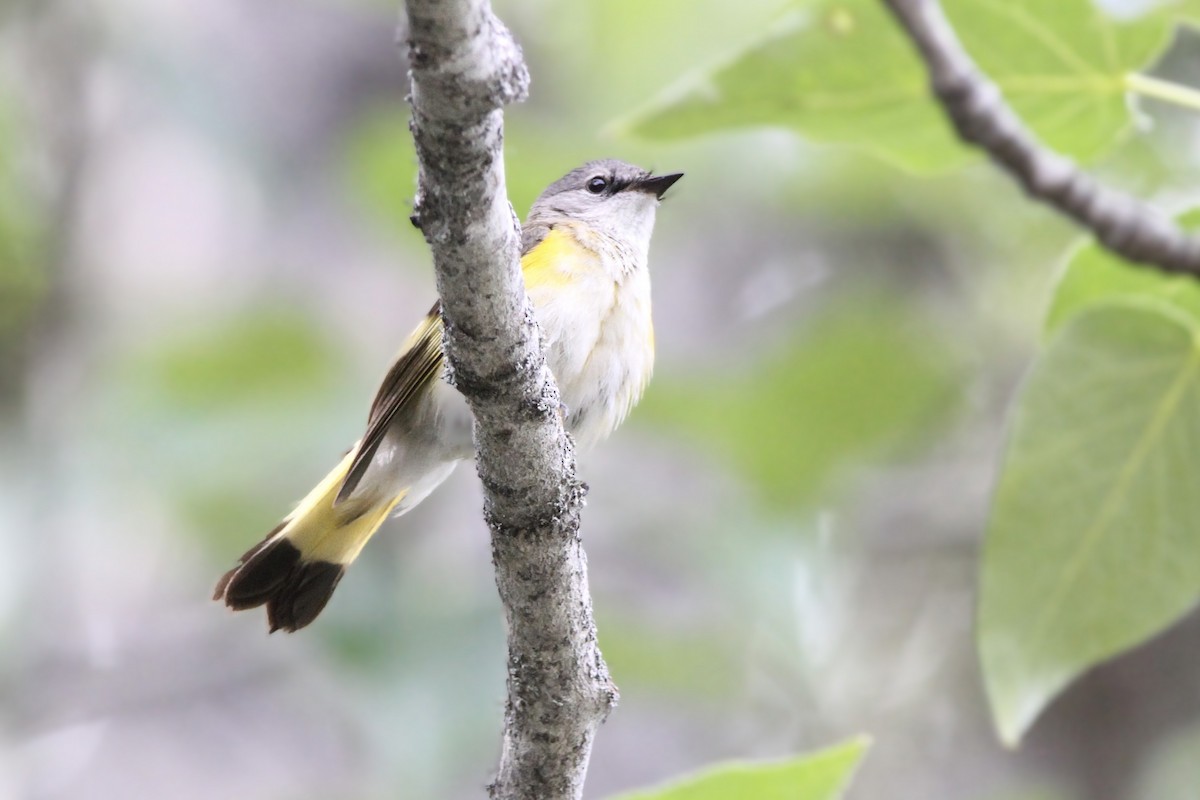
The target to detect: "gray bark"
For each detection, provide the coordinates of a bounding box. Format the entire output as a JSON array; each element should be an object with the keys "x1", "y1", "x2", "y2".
[
  {"x1": 882, "y1": 0, "x2": 1200, "y2": 274},
  {"x1": 400, "y1": 1, "x2": 617, "y2": 798}
]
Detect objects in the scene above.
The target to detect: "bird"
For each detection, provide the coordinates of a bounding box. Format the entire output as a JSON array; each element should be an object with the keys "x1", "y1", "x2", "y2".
[{"x1": 214, "y1": 159, "x2": 682, "y2": 632}]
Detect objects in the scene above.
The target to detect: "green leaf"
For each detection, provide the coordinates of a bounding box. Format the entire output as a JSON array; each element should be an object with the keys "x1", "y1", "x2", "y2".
[
  {"x1": 637, "y1": 298, "x2": 959, "y2": 507},
  {"x1": 980, "y1": 302, "x2": 1200, "y2": 746},
  {"x1": 611, "y1": 736, "x2": 869, "y2": 800},
  {"x1": 622, "y1": 0, "x2": 1175, "y2": 173},
  {"x1": 1045, "y1": 209, "x2": 1200, "y2": 336},
  {"x1": 955, "y1": 0, "x2": 1171, "y2": 162}
]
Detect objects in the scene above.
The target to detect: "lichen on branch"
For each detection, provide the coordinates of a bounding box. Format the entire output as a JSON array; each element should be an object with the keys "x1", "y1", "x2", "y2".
[{"x1": 400, "y1": 1, "x2": 617, "y2": 798}]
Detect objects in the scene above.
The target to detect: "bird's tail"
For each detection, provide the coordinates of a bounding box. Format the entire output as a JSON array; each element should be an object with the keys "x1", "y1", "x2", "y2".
[{"x1": 214, "y1": 450, "x2": 404, "y2": 632}]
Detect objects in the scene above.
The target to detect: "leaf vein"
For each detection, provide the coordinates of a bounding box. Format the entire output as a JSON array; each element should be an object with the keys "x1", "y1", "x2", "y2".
[{"x1": 1026, "y1": 343, "x2": 1200, "y2": 653}]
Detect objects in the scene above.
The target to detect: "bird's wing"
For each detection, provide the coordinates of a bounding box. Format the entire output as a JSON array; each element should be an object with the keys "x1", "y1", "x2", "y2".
[
  {"x1": 336, "y1": 301, "x2": 444, "y2": 504},
  {"x1": 337, "y1": 227, "x2": 558, "y2": 504}
]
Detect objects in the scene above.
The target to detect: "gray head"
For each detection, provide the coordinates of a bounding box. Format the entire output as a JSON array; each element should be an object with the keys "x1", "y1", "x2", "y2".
[{"x1": 525, "y1": 159, "x2": 682, "y2": 258}]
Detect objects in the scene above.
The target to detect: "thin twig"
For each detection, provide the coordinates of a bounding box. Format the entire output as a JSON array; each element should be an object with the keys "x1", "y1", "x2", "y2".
[
  {"x1": 401, "y1": 1, "x2": 616, "y2": 798},
  {"x1": 882, "y1": 0, "x2": 1200, "y2": 274}
]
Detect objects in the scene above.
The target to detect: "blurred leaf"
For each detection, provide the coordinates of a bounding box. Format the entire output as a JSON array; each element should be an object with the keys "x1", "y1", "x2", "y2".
[
  {"x1": 639, "y1": 298, "x2": 959, "y2": 506},
  {"x1": 1133, "y1": 721, "x2": 1200, "y2": 800},
  {"x1": 598, "y1": 616, "x2": 739, "y2": 698},
  {"x1": 622, "y1": 0, "x2": 1176, "y2": 173},
  {"x1": 121, "y1": 310, "x2": 342, "y2": 411},
  {"x1": 105, "y1": 310, "x2": 352, "y2": 551},
  {"x1": 621, "y1": 0, "x2": 958, "y2": 172},
  {"x1": 178, "y1": 485, "x2": 297, "y2": 555},
  {"x1": 611, "y1": 736, "x2": 869, "y2": 800},
  {"x1": 345, "y1": 111, "x2": 602, "y2": 233},
  {"x1": 503, "y1": 119, "x2": 599, "y2": 216},
  {"x1": 1045, "y1": 209, "x2": 1200, "y2": 335},
  {"x1": 521, "y1": 0, "x2": 779, "y2": 104},
  {"x1": 1178, "y1": 0, "x2": 1200, "y2": 27},
  {"x1": 0, "y1": 206, "x2": 44, "y2": 336},
  {"x1": 344, "y1": 110, "x2": 421, "y2": 243},
  {"x1": 980, "y1": 302, "x2": 1200, "y2": 746},
  {"x1": 0, "y1": 104, "x2": 47, "y2": 391},
  {"x1": 979, "y1": 789, "x2": 1072, "y2": 800}
]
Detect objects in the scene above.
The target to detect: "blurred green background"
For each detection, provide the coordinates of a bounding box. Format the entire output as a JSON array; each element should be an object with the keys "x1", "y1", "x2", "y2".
[{"x1": 4, "y1": 0, "x2": 1200, "y2": 798}]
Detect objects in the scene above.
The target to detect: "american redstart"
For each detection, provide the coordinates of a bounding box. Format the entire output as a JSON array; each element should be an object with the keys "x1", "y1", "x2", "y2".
[{"x1": 214, "y1": 159, "x2": 682, "y2": 632}]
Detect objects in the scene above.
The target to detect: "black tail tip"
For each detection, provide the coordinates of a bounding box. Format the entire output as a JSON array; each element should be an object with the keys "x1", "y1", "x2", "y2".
[{"x1": 214, "y1": 537, "x2": 345, "y2": 633}]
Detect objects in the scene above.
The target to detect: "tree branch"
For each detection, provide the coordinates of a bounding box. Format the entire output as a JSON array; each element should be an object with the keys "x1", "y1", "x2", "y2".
[
  {"x1": 882, "y1": 0, "x2": 1200, "y2": 275},
  {"x1": 401, "y1": 1, "x2": 616, "y2": 797}
]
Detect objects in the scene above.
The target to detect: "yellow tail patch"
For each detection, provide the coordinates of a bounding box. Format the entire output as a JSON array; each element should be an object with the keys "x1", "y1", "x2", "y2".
[{"x1": 281, "y1": 451, "x2": 406, "y2": 566}]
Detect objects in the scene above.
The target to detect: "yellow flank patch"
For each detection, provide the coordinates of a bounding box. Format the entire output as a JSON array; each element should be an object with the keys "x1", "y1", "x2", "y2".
[{"x1": 521, "y1": 228, "x2": 588, "y2": 290}]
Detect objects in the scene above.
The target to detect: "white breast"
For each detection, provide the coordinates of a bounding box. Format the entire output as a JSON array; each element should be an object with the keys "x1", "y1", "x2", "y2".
[{"x1": 527, "y1": 237, "x2": 654, "y2": 449}]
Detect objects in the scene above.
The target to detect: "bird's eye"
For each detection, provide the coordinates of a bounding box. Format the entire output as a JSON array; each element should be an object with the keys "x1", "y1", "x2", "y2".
[{"x1": 586, "y1": 176, "x2": 608, "y2": 194}]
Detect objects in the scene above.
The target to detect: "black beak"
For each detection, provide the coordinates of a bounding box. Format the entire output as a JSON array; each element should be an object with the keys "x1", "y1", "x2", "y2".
[{"x1": 635, "y1": 172, "x2": 684, "y2": 199}]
